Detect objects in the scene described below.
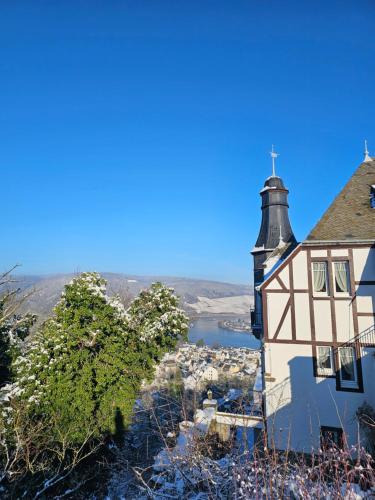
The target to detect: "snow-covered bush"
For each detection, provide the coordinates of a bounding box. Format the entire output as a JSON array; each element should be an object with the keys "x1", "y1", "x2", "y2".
[
  {"x1": 127, "y1": 400, "x2": 375, "y2": 500},
  {"x1": 234, "y1": 443, "x2": 375, "y2": 499},
  {"x1": 135, "y1": 434, "x2": 375, "y2": 499}
]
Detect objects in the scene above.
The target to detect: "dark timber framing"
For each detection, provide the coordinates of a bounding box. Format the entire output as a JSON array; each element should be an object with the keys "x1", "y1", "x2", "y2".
[
  {"x1": 260, "y1": 243, "x2": 374, "y2": 393},
  {"x1": 273, "y1": 298, "x2": 291, "y2": 340}
]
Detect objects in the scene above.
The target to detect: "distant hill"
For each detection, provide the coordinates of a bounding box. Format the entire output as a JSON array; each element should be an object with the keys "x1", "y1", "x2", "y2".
[{"x1": 10, "y1": 273, "x2": 253, "y2": 320}]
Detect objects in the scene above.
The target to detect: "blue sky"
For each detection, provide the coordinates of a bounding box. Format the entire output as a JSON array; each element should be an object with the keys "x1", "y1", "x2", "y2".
[{"x1": 0, "y1": 1, "x2": 374, "y2": 284}]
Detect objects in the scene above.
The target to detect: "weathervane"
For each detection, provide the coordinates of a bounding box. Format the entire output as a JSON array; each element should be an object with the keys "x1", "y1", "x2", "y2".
[
  {"x1": 364, "y1": 140, "x2": 371, "y2": 162},
  {"x1": 270, "y1": 144, "x2": 279, "y2": 177}
]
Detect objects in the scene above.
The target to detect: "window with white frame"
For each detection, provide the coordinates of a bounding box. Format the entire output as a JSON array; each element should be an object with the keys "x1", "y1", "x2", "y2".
[
  {"x1": 333, "y1": 261, "x2": 350, "y2": 294},
  {"x1": 338, "y1": 347, "x2": 358, "y2": 388},
  {"x1": 316, "y1": 346, "x2": 334, "y2": 376},
  {"x1": 312, "y1": 262, "x2": 329, "y2": 294}
]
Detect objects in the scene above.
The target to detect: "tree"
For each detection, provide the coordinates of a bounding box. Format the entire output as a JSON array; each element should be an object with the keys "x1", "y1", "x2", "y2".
[
  {"x1": 196, "y1": 338, "x2": 205, "y2": 347},
  {"x1": 0, "y1": 273, "x2": 188, "y2": 496},
  {"x1": 126, "y1": 281, "x2": 189, "y2": 365},
  {"x1": 0, "y1": 267, "x2": 36, "y2": 386},
  {"x1": 8, "y1": 274, "x2": 187, "y2": 440},
  {"x1": 0, "y1": 300, "x2": 36, "y2": 387}
]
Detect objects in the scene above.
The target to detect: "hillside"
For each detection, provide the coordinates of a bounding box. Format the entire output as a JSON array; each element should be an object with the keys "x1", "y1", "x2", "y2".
[{"x1": 11, "y1": 273, "x2": 253, "y2": 319}]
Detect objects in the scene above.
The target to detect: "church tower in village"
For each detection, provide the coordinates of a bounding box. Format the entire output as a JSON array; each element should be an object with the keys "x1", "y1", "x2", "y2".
[{"x1": 251, "y1": 147, "x2": 296, "y2": 338}]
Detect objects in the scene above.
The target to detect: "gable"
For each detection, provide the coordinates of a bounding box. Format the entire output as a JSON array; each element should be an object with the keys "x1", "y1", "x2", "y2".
[{"x1": 260, "y1": 244, "x2": 301, "y2": 291}]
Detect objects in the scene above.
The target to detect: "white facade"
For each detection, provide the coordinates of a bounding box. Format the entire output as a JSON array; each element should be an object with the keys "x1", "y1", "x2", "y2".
[
  {"x1": 261, "y1": 244, "x2": 375, "y2": 452},
  {"x1": 201, "y1": 366, "x2": 219, "y2": 383}
]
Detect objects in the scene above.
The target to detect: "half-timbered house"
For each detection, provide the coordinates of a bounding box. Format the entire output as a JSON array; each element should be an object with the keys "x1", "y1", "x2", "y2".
[{"x1": 252, "y1": 150, "x2": 375, "y2": 452}]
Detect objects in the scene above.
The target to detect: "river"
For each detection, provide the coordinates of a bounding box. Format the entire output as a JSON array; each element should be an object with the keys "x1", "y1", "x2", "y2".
[{"x1": 188, "y1": 317, "x2": 260, "y2": 349}]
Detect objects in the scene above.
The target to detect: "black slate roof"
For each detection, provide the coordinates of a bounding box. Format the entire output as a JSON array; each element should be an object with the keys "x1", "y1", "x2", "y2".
[
  {"x1": 263, "y1": 176, "x2": 286, "y2": 189},
  {"x1": 254, "y1": 175, "x2": 296, "y2": 251},
  {"x1": 306, "y1": 158, "x2": 375, "y2": 242}
]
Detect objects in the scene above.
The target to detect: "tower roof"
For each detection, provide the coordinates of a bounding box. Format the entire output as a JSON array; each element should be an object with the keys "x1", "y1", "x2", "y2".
[
  {"x1": 262, "y1": 176, "x2": 286, "y2": 190},
  {"x1": 253, "y1": 173, "x2": 296, "y2": 252},
  {"x1": 306, "y1": 158, "x2": 375, "y2": 242}
]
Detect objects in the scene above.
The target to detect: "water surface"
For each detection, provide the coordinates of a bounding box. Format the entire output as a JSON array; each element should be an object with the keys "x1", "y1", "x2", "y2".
[{"x1": 188, "y1": 317, "x2": 260, "y2": 349}]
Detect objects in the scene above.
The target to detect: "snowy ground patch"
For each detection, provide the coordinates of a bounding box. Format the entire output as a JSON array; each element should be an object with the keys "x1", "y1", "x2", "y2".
[{"x1": 188, "y1": 295, "x2": 253, "y2": 315}]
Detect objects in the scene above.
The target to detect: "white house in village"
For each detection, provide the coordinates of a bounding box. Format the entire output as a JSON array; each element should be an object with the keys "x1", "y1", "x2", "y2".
[
  {"x1": 201, "y1": 365, "x2": 219, "y2": 383},
  {"x1": 251, "y1": 146, "x2": 375, "y2": 452}
]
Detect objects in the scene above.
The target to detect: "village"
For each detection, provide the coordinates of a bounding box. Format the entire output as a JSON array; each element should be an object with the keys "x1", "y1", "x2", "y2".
[{"x1": 153, "y1": 343, "x2": 260, "y2": 392}]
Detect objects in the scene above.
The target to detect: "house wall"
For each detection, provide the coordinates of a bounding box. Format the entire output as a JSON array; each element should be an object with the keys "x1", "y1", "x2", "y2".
[
  {"x1": 262, "y1": 244, "x2": 375, "y2": 452},
  {"x1": 354, "y1": 247, "x2": 375, "y2": 332},
  {"x1": 264, "y1": 342, "x2": 375, "y2": 451}
]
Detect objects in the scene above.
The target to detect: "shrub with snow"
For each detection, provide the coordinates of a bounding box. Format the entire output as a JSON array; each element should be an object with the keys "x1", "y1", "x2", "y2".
[
  {"x1": 0, "y1": 292, "x2": 36, "y2": 387},
  {"x1": 136, "y1": 435, "x2": 375, "y2": 499},
  {"x1": 0, "y1": 272, "x2": 188, "y2": 496}
]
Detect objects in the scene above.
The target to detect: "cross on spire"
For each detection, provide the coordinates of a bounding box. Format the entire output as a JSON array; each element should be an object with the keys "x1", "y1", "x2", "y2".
[
  {"x1": 364, "y1": 140, "x2": 371, "y2": 163},
  {"x1": 270, "y1": 144, "x2": 279, "y2": 177}
]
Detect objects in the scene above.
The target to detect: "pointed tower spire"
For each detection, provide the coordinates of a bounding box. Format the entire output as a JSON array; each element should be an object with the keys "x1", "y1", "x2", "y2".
[
  {"x1": 364, "y1": 140, "x2": 372, "y2": 163},
  {"x1": 270, "y1": 144, "x2": 279, "y2": 177}
]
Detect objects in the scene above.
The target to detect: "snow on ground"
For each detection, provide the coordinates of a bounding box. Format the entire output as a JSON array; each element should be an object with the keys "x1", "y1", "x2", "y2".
[{"x1": 188, "y1": 295, "x2": 253, "y2": 315}]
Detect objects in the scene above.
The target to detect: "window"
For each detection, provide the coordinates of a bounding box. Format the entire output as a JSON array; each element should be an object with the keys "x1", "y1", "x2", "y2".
[
  {"x1": 317, "y1": 346, "x2": 334, "y2": 376},
  {"x1": 252, "y1": 291, "x2": 262, "y2": 327},
  {"x1": 338, "y1": 347, "x2": 358, "y2": 388},
  {"x1": 312, "y1": 262, "x2": 329, "y2": 294},
  {"x1": 320, "y1": 426, "x2": 343, "y2": 449},
  {"x1": 371, "y1": 186, "x2": 375, "y2": 209},
  {"x1": 334, "y1": 261, "x2": 350, "y2": 294}
]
